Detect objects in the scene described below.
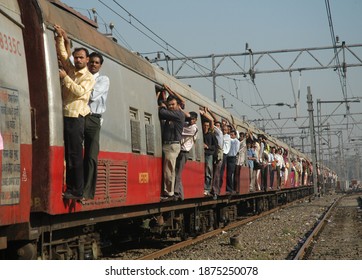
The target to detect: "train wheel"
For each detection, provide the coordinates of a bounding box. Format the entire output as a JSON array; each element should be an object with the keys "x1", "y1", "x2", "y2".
[{"x1": 17, "y1": 242, "x2": 37, "y2": 260}]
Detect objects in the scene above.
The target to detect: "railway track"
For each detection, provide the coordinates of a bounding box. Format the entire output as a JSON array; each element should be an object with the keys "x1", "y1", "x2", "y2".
[
  {"x1": 102, "y1": 193, "x2": 362, "y2": 260},
  {"x1": 293, "y1": 194, "x2": 362, "y2": 259},
  {"x1": 136, "y1": 204, "x2": 290, "y2": 260},
  {"x1": 102, "y1": 195, "x2": 315, "y2": 260}
]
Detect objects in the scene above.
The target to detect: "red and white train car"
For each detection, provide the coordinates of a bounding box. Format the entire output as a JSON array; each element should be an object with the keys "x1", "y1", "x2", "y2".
[{"x1": 0, "y1": 0, "x2": 314, "y2": 259}]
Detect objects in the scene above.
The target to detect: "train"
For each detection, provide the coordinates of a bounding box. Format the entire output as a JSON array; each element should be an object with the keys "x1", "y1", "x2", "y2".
[{"x1": 0, "y1": 0, "x2": 317, "y2": 259}]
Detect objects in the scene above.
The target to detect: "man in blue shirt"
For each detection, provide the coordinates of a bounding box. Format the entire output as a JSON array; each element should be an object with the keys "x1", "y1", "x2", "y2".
[{"x1": 158, "y1": 95, "x2": 185, "y2": 200}]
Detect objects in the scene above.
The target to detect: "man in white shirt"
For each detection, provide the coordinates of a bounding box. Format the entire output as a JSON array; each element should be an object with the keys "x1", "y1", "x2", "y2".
[
  {"x1": 218, "y1": 125, "x2": 231, "y2": 193},
  {"x1": 274, "y1": 148, "x2": 285, "y2": 189},
  {"x1": 226, "y1": 130, "x2": 240, "y2": 193},
  {"x1": 83, "y1": 52, "x2": 110, "y2": 200},
  {"x1": 235, "y1": 132, "x2": 246, "y2": 193},
  {"x1": 174, "y1": 112, "x2": 198, "y2": 201},
  {"x1": 269, "y1": 147, "x2": 276, "y2": 190}
]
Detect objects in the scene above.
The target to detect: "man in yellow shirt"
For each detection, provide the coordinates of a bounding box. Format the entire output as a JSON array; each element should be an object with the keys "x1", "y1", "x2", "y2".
[{"x1": 54, "y1": 25, "x2": 95, "y2": 200}]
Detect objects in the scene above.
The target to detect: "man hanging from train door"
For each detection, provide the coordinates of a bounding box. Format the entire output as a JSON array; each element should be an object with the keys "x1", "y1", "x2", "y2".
[
  {"x1": 157, "y1": 90, "x2": 185, "y2": 201},
  {"x1": 54, "y1": 25, "x2": 95, "y2": 200},
  {"x1": 174, "y1": 111, "x2": 198, "y2": 201},
  {"x1": 59, "y1": 31, "x2": 110, "y2": 201},
  {"x1": 82, "y1": 52, "x2": 110, "y2": 201}
]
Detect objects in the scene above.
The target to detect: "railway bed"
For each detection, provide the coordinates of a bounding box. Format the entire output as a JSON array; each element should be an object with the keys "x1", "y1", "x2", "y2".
[
  {"x1": 101, "y1": 191, "x2": 345, "y2": 260},
  {"x1": 301, "y1": 194, "x2": 362, "y2": 259}
]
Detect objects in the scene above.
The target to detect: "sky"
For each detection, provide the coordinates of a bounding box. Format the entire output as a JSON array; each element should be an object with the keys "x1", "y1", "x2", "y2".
[{"x1": 60, "y1": 0, "x2": 362, "y2": 157}]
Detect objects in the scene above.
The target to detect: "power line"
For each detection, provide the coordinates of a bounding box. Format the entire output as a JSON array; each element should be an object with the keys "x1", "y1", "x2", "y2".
[
  {"x1": 90, "y1": 8, "x2": 134, "y2": 50},
  {"x1": 325, "y1": 0, "x2": 348, "y2": 110},
  {"x1": 252, "y1": 83, "x2": 282, "y2": 134},
  {"x1": 97, "y1": 0, "x2": 259, "y2": 117},
  {"x1": 98, "y1": 0, "x2": 240, "y2": 101}
]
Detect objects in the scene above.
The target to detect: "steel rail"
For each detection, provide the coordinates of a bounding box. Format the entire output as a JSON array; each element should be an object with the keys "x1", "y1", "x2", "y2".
[
  {"x1": 137, "y1": 195, "x2": 314, "y2": 260},
  {"x1": 292, "y1": 195, "x2": 343, "y2": 260}
]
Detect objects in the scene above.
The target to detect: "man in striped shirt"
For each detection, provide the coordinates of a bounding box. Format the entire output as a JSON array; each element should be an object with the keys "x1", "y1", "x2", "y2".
[{"x1": 54, "y1": 25, "x2": 95, "y2": 200}]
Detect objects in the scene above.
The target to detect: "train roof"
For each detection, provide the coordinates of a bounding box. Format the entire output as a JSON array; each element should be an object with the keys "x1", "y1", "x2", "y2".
[{"x1": 38, "y1": 0, "x2": 157, "y2": 81}]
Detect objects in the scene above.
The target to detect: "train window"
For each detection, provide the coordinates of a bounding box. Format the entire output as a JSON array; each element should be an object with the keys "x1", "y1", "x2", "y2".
[
  {"x1": 144, "y1": 113, "x2": 155, "y2": 155},
  {"x1": 130, "y1": 108, "x2": 141, "y2": 153},
  {"x1": 144, "y1": 113, "x2": 152, "y2": 125},
  {"x1": 129, "y1": 109, "x2": 138, "y2": 120}
]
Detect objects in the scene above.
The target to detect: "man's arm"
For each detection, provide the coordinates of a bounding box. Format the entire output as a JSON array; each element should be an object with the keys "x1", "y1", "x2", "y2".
[
  {"x1": 206, "y1": 107, "x2": 219, "y2": 123},
  {"x1": 62, "y1": 29, "x2": 72, "y2": 58},
  {"x1": 163, "y1": 84, "x2": 185, "y2": 105},
  {"x1": 200, "y1": 107, "x2": 214, "y2": 128},
  {"x1": 54, "y1": 25, "x2": 73, "y2": 73}
]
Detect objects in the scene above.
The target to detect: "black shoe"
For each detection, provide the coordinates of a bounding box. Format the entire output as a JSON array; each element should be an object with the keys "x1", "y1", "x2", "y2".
[
  {"x1": 63, "y1": 189, "x2": 72, "y2": 196},
  {"x1": 161, "y1": 195, "x2": 175, "y2": 202},
  {"x1": 63, "y1": 191, "x2": 82, "y2": 200}
]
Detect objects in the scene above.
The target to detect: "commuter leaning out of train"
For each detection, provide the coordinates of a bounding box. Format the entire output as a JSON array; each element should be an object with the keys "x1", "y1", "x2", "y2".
[
  {"x1": 174, "y1": 111, "x2": 199, "y2": 201},
  {"x1": 61, "y1": 31, "x2": 110, "y2": 201},
  {"x1": 226, "y1": 130, "x2": 240, "y2": 194},
  {"x1": 235, "y1": 132, "x2": 247, "y2": 193},
  {"x1": 201, "y1": 118, "x2": 217, "y2": 196},
  {"x1": 82, "y1": 52, "x2": 110, "y2": 201},
  {"x1": 274, "y1": 148, "x2": 285, "y2": 189},
  {"x1": 247, "y1": 141, "x2": 257, "y2": 192},
  {"x1": 218, "y1": 124, "x2": 231, "y2": 194},
  {"x1": 199, "y1": 107, "x2": 222, "y2": 198},
  {"x1": 157, "y1": 91, "x2": 185, "y2": 201},
  {"x1": 54, "y1": 24, "x2": 95, "y2": 200}
]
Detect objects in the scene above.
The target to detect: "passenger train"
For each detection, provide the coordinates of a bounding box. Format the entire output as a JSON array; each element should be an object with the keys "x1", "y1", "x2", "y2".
[{"x1": 0, "y1": 0, "x2": 316, "y2": 259}]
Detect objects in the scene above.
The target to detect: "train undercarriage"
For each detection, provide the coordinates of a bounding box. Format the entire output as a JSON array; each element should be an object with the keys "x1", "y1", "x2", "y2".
[{"x1": 1, "y1": 187, "x2": 313, "y2": 260}]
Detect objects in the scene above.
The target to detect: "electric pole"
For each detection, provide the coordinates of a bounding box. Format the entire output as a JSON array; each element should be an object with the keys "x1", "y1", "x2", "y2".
[{"x1": 307, "y1": 87, "x2": 319, "y2": 196}]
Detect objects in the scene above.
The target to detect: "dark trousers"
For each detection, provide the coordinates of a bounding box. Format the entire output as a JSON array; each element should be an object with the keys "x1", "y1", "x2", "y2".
[
  {"x1": 234, "y1": 165, "x2": 241, "y2": 193},
  {"x1": 261, "y1": 164, "x2": 269, "y2": 191},
  {"x1": 204, "y1": 154, "x2": 213, "y2": 192},
  {"x1": 83, "y1": 114, "x2": 101, "y2": 199},
  {"x1": 270, "y1": 166, "x2": 275, "y2": 188},
  {"x1": 64, "y1": 116, "x2": 85, "y2": 196},
  {"x1": 174, "y1": 151, "x2": 188, "y2": 199},
  {"x1": 226, "y1": 156, "x2": 236, "y2": 192},
  {"x1": 219, "y1": 153, "x2": 228, "y2": 189},
  {"x1": 212, "y1": 159, "x2": 222, "y2": 195},
  {"x1": 276, "y1": 166, "x2": 281, "y2": 188}
]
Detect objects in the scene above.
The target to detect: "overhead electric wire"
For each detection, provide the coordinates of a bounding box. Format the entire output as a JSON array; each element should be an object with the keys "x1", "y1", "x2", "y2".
[
  {"x1": 111, "y1": 0, "x2": 246, "y2": 87},
  {"x1": 324, "y1": 0, "x2": 348, "y2": 104},
  {"x1": 252, "y1": 83, "x2": 282, "y2": 134},
  {"x1": 112, "y1": 27, "x2": 133, "y2": 50},
  {"x1": 98, "y1": 0, "x2": 261, "y2": 117},
  {"x1": 348, "y1": 114, "x2": 362, "y2": 132},
  {"x1": 86, "y1": 2, "x2": 356, "y2": 143},
  {"x1": 98, "y1": 1, "x2": 227, "y2": 94},
  {"x1": 67, "y1": 3, "x2": 272, "y2": 125},
  {"x1": 105, "y1": 0, "x2": 215, "y2": 78}
]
